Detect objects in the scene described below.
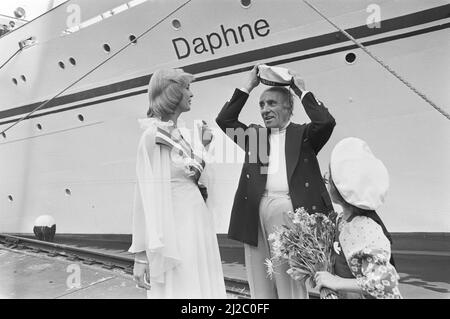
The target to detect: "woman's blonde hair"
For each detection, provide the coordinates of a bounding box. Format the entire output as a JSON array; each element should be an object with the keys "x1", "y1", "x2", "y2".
[{"x1": 147, "y1": 68, "x2": 194, "y2": 118}]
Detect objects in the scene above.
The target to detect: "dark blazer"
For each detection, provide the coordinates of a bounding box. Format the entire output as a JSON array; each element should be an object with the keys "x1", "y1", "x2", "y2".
[{"x1": 216, "y1": 86, "x2": 336, "y2": 246}]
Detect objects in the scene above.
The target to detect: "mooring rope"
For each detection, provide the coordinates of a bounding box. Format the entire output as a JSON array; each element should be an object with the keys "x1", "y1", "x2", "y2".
[
  {"x1": 0, "y1": 48, "x2": 21, "y2": 70},
  {"x1": 301, "y1": 0, "x2": 450, "y2": 120},
  {"x1": 0, "y1": 0, "x2": 192, "y2": 136}
]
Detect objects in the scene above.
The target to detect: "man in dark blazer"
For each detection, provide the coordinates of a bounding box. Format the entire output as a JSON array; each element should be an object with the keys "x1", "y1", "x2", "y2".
[{"x1": 216, "y1": 65, "x2": 336, "y2": 298}]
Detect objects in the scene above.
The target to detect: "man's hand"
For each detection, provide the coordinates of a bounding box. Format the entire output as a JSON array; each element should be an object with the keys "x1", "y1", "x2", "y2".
[
  {"x1": 289, "y1": 70, "x2": 306, "y2": 91},
  {"x1": 244, "y1": 64, "x2": 261, "y2": 93},
  {"x1": 133, "y1": 253, "x2": 151, "y2": 290}
]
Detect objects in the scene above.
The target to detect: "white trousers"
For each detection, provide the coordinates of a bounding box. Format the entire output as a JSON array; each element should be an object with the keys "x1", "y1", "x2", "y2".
[{"x1": 244, "y1": 192, "x2": 308, "y2": 299}]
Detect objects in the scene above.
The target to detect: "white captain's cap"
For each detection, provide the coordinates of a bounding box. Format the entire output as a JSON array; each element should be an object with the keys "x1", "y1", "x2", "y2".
[
  {"x1": 330, "y1": 137, "x2": 390, "y2": 211},
  {"x1": 257, "y1": 65, "x2": 292, "y2": 86}
]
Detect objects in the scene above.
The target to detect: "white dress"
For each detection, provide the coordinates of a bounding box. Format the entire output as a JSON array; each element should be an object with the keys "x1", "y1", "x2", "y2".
[
  {"x1": 147, "y1": 158, "x2": 226, "y2": 298},
  {"x1": 129, "y1": 118, "x2": 226, "y2": 299}
]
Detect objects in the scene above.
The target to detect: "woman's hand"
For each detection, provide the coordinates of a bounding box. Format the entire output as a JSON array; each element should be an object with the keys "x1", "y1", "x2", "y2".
[
  {"x1": 314, "y1": 271, "x2": 340, "y2": 291},
  {"x1": 200, "y1": 121, "x2": 213, "y2": 147},
  {"x1": 133, "y1": 253, "x2": 151, "y2": 290}
]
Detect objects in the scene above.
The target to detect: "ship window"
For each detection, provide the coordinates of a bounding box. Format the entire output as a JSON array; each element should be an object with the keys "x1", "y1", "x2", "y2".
[
  {"x1": 345, "y1": 52, "x2": 356, "y2": 64},
  {"x1": 36, "y1": 123, "x2": 42, "y2": 130},
  {"x1": 78, "y1": 114, "x2": 84, "y2": 122},
  {"x1": 21, "y1": 75, "x2": 26, "y2": 82},
  {"x1": 129, "y1": 35, "x2": 137, "y2": 45},
  {"x1": 103, "y1": 44, "x2": 111, "y2": 53},
  {"x1": 172, "y1": 19, "x2": 181, "y2": 30},
  {"x1": 8, "y1": 195, "x2": 13, "y2": 202},
  {"x1": 240, "y1": 0, "x2": 252, "y2": 8},
  {"x1": 69, "y1": 57, "x2": 76, "y2": 65},
  {"x1": 65, "y1": 189, "x2": 72, "y2": 196},
  {"x1": 12, "y1": 78, "x2": 18, "y2": 85},
  {"x1": 59, "y1": 61, "x2": 65, "y2": 69}
]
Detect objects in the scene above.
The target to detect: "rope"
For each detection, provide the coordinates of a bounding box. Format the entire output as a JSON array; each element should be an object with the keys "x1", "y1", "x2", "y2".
[
  {"x1": 1, "y1": 0, "x2": 192, "y2": 136},
  {"x1": 301, "y1": 0, "x2": 450, "y2": 120}
]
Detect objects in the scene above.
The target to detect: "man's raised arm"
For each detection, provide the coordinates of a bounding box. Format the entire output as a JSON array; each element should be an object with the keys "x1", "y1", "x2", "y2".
[
  {"x1": 216, "y1": 65, "x2": 260, "y2": 149},
  {"x1": 290, "y1": 75, "x2": 336, "y2": 154}
]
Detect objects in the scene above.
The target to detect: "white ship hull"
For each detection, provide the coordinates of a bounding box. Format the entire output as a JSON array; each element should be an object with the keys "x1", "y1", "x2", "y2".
[{"x1": 1, "y1": 0, "x2": 449, "y2": 235}]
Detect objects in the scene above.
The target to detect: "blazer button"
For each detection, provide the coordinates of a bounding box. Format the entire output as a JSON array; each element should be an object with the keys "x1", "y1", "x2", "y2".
[
  {"x1": 305, "y1": 182, "x2": 310, "y2": 187},
  {"x1": 244, "y1": 196, "x2": 248, "y2": 200},
  {"x1": 312, "y1": 205, "x2": 317, "y2": 210},
  {"x1": 246, "y1": 174, "x2": 250, "y2": 179},
  {"x1": 304, "y1": 158, "x2": 309, "y2": 163}
]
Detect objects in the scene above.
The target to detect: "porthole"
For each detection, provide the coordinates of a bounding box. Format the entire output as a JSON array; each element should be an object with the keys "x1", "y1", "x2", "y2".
[
  {"x1": 65, "y1": 188, "x2": 71, "y2": 196},
  {"x1": 59, "y1": 61, "x2": 65, "y2": 69},
  {"x1": 129, "y1": 35, "x2": 137, "y2": 45},
  {"x1": 14, "y1": 7, "x2": 25, "y2": 19},
  {"x1": 69, "y1": 57, "x2": 76, "y2": 65},
  {"x1": 172, "y1": 19, "x2": 181, "y2": 30},
  {"x1": 345, "y1": 52, "x2": 356, "y2": 64},
  {"x1": 103, "y1": 43, "x2": 111, "y2": 53},
  {"x1": 78, "y1": 114, "x2": 84, "y2": 122},
  {"x1": 36, "y1": 123, "x2": 42, "y2": 130},
  {"x1": 20, "y1": 75, "x2": 26, "y2": 82},
  {"x1": 12, "y1": 78, "x2": 18, "y2": 85},
  {"x1": 8, "y1": 195, "x2": 13, "y2": 202},
  {"x1": 240, "y1": 0, "x2": 252, "y2": 8}
]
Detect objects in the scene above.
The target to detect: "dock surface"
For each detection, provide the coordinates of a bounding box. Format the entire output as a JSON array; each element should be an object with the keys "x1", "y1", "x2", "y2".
[{"x1": 1, "y1": 236, "x2": 449, "y2": 299}]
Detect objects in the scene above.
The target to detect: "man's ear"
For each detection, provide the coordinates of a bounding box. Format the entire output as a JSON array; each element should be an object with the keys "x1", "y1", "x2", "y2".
[{"x1": 283, "y1": 102, "x2": 293, "y2": 116}]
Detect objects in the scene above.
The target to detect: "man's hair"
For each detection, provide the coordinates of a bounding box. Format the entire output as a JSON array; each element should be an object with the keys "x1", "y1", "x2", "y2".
[
  {"x1": 262, "y1": 86, "x2": 294, "y2": 116},
  {"x1": 146, "y1": 68, "x2": 194, "y2": 118}
]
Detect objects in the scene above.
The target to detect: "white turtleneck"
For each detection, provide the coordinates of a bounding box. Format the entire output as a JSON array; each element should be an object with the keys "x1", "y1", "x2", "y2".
[{"x1": 265, "y1": 122, "x2": 290, "y2": 193}]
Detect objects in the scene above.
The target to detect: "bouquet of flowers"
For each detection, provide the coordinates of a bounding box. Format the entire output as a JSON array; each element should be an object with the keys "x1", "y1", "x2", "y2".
[{"x1": 265, "y1": 207, "x2": 338, "y2": 299}]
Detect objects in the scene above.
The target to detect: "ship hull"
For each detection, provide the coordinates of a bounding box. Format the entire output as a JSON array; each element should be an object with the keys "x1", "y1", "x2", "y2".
[{"x1": 1, "y1": 0, "x2": 449, "y2": 235}]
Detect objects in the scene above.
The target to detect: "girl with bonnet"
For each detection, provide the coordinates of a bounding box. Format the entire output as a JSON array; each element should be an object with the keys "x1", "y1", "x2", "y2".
[{"x1": 315, "y1": 137, "x2": 402, "y2": 299}]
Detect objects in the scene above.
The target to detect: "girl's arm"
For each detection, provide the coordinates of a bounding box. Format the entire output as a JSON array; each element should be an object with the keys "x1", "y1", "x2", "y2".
[
  {"x1": 336, "y1": 216, "x2": 402, "y2": 298},
  {"x1": 315, "y1": 248, "x2": 403, "y2": 298},
  {"x1": 315, "y1": 271, "x2": 362, "y2": 293}
]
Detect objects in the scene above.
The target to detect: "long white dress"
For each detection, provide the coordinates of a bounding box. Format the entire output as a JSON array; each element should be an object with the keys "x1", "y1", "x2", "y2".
[{"x1": 129, "y1": 118, "x2": 226, "y2": 299}]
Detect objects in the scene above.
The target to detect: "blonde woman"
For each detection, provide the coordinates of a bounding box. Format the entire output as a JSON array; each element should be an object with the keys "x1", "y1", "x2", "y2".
[{"x1": 128, "y1": 68, "x2": 226, "y2": 298}]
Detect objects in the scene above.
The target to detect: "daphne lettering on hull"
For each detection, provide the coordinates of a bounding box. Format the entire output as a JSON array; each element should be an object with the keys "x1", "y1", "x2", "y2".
[{"x1": 172, "y1": 19, "x2": 270, "y2": 59}]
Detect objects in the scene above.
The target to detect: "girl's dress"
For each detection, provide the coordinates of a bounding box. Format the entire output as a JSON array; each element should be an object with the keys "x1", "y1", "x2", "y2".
[
  {"x1": 332, "y1": 214, "x2": 403, "y2": 299},
  {"x1": 129, "y1": 118, "x2": 226, "y2": 298}
]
